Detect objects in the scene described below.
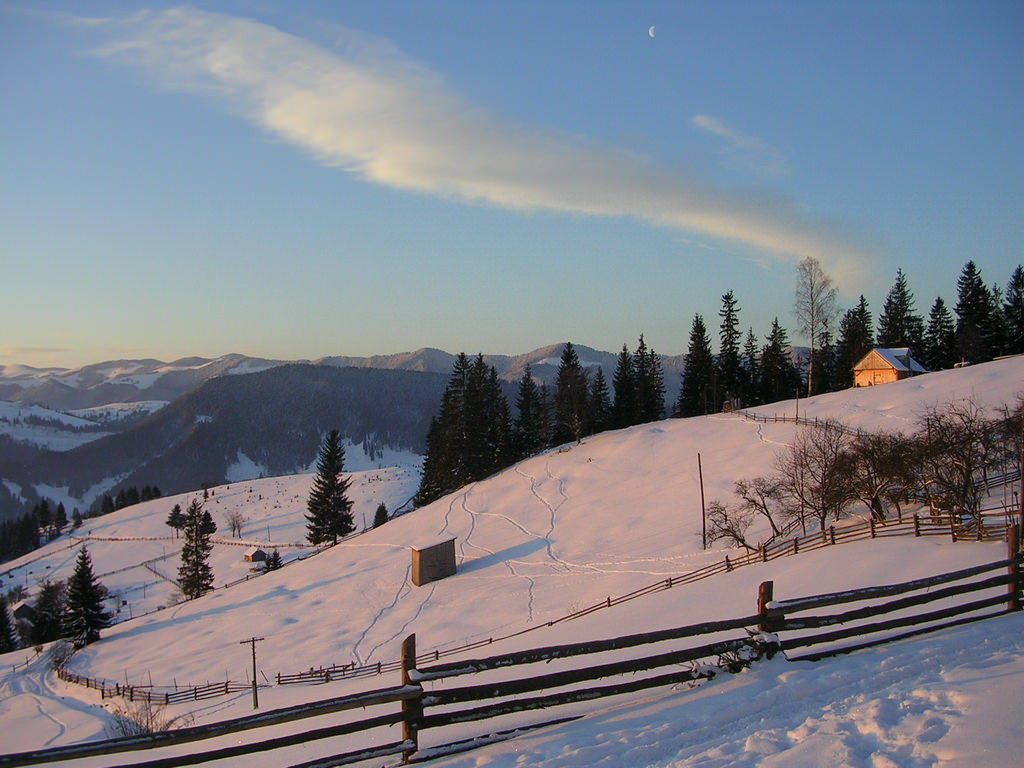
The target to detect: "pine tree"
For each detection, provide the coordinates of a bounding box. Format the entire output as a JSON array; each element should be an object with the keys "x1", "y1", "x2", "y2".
[
  {"x1": 305, "y1": 430, "x2": 354, "y2": 545},
  {"x1": 54, "y1": 503, "x2": 68, "y2": 534},
  {"x1": 373, "y1": 503, "x2": 389, "y2": 528},
  {"x1": 0, "y1": 595, "x2": 17, "y2": 653},
  {"x1": 554, "y1": 342, "x2": 589, "y2": 444},
  {"x1": 585, "y1": 367, "x2": 611, "y2": 435},
  {"x1": 717, "y1": 291, "x2": 742, "y2": 406},
  {"x1": 633, "y1": 335, "x2": 665, "y2": 423},
  {"x1": 611, "y1": 345, "x2": 637, "y2": 429},
  {"x1": 954, "y1": 260, "x2": 995, "y2": 363},
  {"x1": 166, "y1": 504, "x2": 185, "y2": 538},
  {"x1": 877, "y1": 269, "x2": 924, "y2": 352},
  {"x1": 1003, "y1": 265, "x2": 1024, "y2": 355},
  {"x1": 63, "y1": 546, "x2": 111, "y2": 647},
  {"x1": 835, "y1": 296, "x2": 875, "y2": 387},
  {"x1": 676, "y1": 314, "x2": 715, "y2": 417},
  {"x1": 922, "y1": 296, "x2": 956, "y2": 371},
  {"x1": 263, "y1": 548, "x2": 283, "y2": 572},
  {"x1": 513, "y1": 365, "x2": 545, "y2": 460},
  {"x1": 177, "y1": 499, "x2": 215, "y2": 600},
  {"x1": 414, "y1": 417, "x2": 447, "y2": 508},
  {"x1": 740, "y1": 327, "x2": 760, "y2": 406},
  {"x1": 760, "y1": 318, "x2": 801, "y2": 403},
  {"x1": 29, "y1": 580, "x2": 66, "y2": 645},
  {"x1": 813, "y1": 320, "x2": 838, "y2": 394}
]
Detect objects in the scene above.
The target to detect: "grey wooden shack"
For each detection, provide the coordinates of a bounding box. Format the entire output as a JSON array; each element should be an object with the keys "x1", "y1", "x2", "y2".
[{"x1": 411, "y1": 538, "x2": 456, "y2": 586}]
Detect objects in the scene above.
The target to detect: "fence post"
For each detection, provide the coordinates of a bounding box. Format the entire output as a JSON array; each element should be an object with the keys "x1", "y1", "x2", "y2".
[
  {"x1": 913, "y1": 514, "x2": 920, "y2": 537},
  {"x1": 400, "y1": 634, "x2": 422, "y2": 764},
  {"x1": 1009, "y1": 524, "x2": 1021, "y2": 612},
  {"x1": 757, "y1": 581, "x2": 775, "y2": 632},
  {"x1": 829, "y1": 526, "x2": 835, "y2": 545}
]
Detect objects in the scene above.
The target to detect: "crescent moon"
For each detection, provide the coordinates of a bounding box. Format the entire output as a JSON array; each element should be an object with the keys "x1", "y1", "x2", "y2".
[{"x1": 648, "y1": 26, "x2": 655, "y2": 38}]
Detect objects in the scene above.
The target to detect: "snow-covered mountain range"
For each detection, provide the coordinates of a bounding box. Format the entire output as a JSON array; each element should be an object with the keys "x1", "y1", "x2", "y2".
[
  {"x1": 0, "y1": 355, "x2": 1021, "y2": 765},
  {"x1": 0, "y1": 346, "x2": 686, "y2": 521}
]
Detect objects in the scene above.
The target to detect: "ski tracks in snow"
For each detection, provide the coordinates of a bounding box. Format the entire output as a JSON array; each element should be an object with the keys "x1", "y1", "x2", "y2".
[{"x1": 460, "y1": 484, "x2": 538, "y2": 624}]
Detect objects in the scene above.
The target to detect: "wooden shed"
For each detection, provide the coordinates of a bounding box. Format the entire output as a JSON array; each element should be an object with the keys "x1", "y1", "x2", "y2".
[
  {"x1": 243, "y1": 547, "x2": 267, "y2": 563},
  {"x1": 411, "y1": 538, "x2": 456, "y2": 587},
  {"x1": 852, "y1": 348, "x2": 926, "y2": 387}
]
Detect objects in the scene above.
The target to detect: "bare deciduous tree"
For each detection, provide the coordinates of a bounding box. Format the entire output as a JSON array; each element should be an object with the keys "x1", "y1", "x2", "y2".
[
  {"x1": 225, "y1": 509, "x2": 246, "y2": 539},
  {"x1": 705, "y1": 500, "x2": 757, "y2": 551},
  {"x1": 776, "y1": 421, "x2": 851, "y2": 531},
  {"x1": 733, "y1": 476, "x2": 788, "y2": 538},
  {"x1": 917, "y1": 398, "x2": 1002, "y2": 520},
  {"x1": 841, "y1": 431, "x2": 918, "y2": 521},
  {"x1": 794, "y1": 256, "x2": 839, "y2": 397}
]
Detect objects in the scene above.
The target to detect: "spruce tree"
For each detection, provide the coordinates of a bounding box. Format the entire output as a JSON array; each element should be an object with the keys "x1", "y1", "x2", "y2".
[
  {"x1": 513, "y1": 365, "x2": 546, "y2": 460},
  {"x1": 675, "y1": 314, "x2": 715, "y2": 417},
  {"x1": 178, "y1": 499, "x2": 215, "y2": 600},
  {"x1": 922, "y1": 296, "x2": 956, "y2": 371},
  {"x1": 263, "y1": 548, "x2": 283, "y2": 572},
  {"x1": 166, "y1": 504, "x2": 185, "y2": 538},
  {"x1": 585, "y1": 367, "x2": 611, "y2": 435},
  {"x1": 0, "y1": 595, "x2": 17, "y2": 653},
  {"x1": 740, "y1": 327, "x2": 760, "y2": 406},
  {"x1": 63, "y1": 546, "x2": 111, "y2": 647},
  {"x1": 877, "y1": 269, "x2": 924, "y2": 352},
  {"x1": 29, "y1": 580, "x2": 66, "y2": 645},
  {"x1": 305, "y1": 430, "x2": 354, "y2": 545},
  {"x1": 553, "y1": 342, "x2": 589, "y2": 444},
  {"x1": 373, "y1": 503, "x2": 389, "y2": 528},
  {"x1": 717, "y1": 290, "x2": 742, "y2": 405},
  {"x1": 759, "y1": 318, "x2": 801, "y2": 403},
  {"x1": 611, "y1": 345, "x2": 637, "y2": 429},
  {"x1": 835, "y1": 296, "x2": 875, "y2": 387},
  {"x1": 1003, "y1": 265, "x2": 1024, "y2": 355},
  {"x1": 633, "y1": 335, "x2": 665, "y2": 423},
  {"x1": 954, "y1": 260, "x2": 995, "y2": 363}
]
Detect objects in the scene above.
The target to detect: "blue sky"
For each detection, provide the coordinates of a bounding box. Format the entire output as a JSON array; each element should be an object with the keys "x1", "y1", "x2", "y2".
[{"x1": 2, "y1": 1, "x2": 1021, "y2": 369}]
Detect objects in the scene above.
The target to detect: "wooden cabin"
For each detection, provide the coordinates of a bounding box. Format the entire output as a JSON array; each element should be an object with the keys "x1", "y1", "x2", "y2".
[
  {"x1": 243, "y1": 547, "x2": 267, "y2": 563},
  {"x1": 852, "y1": 348, "x2": 926, "y2": 387}
]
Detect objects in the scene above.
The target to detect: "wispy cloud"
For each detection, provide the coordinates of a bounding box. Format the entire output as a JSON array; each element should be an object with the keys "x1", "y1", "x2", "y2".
[
  {"x1": 692, "y1": 114, "x2": 790, "y2": 177},
  {"x1": 88, "y1": 8, "x2": 869, "y2": 282}
]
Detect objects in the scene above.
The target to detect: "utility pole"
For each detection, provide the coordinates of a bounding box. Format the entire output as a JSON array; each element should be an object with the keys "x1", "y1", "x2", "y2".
[
  {"x1": 698, "y1": 453, "x2": 707, "y2": 550},
  {"x1": 240, "y1": 636, "x2": 264, "y2": 709}
]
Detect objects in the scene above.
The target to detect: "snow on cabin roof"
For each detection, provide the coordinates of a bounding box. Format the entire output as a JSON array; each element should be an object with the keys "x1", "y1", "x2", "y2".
[{"x1": 859, "y1": 347, "x2": 927, "y2": 374}]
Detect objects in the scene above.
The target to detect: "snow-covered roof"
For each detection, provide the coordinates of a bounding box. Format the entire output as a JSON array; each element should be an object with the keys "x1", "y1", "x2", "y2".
[{"x1": 856, "y1": 348, "x2": 927, "y2": 374}]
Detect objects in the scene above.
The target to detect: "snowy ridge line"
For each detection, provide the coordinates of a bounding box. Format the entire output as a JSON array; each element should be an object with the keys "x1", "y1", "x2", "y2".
[{"x1": 276, "y1": 503, "x2": 1020, "y2": 686}]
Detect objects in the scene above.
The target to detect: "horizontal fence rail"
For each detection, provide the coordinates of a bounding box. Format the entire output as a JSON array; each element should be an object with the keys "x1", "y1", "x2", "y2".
[
  {"x1": 8, "y1": 534, "x2": 1021, "y2": 767},
  {"x1": 277, "y1": 503, "x2": 1019, "y2": 688}
]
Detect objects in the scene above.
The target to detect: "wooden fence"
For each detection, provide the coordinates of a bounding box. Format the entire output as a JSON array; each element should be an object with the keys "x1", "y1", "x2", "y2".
[
  {"x1": 276, "y1": 503, "x2": 1021, "y2": 687},
  {"x1": 10, "y1": 535, "x2": 1020, "y2": 768},
  {"x1": 55, "y1": 668, "x2": 256, "y2": 706}
]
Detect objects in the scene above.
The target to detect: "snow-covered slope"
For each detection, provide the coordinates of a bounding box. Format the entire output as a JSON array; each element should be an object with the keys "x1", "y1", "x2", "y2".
[
  {"x1": 0, "y1": 356, "x2": 1021, "y2": 765},
  {"x1": 0, "y1": 401, "x2": 109, "y2": 451}
]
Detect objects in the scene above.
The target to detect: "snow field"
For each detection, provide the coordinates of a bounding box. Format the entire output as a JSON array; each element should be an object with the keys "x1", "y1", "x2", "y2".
[{"x1": 0, "y1": 355, "x2": 1021, "y2": 764}]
